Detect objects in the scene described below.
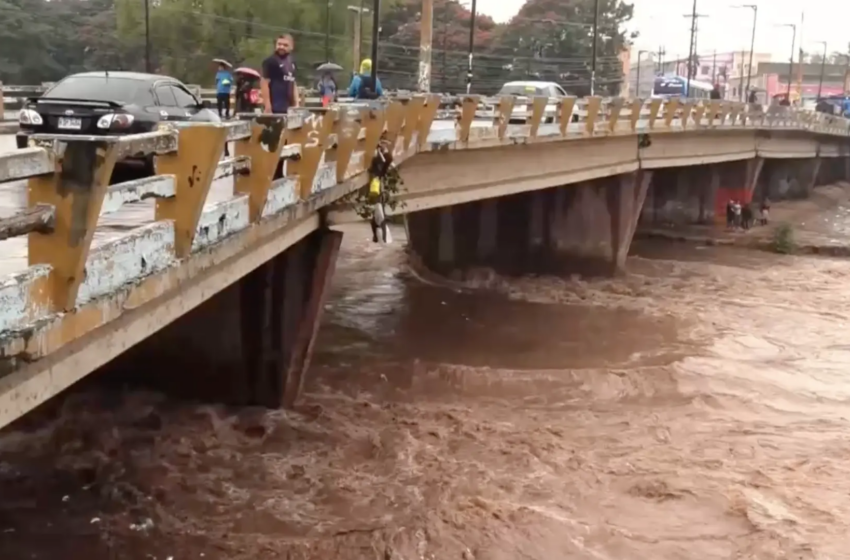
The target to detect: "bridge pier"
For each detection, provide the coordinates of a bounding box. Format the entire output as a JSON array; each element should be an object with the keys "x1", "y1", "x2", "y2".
[
  {"x1": 406, "y1": 171, "x2": 652, "y2": 276},
  {"x1": 103, "y1": 228, "x2": 342, "y2": 408}
]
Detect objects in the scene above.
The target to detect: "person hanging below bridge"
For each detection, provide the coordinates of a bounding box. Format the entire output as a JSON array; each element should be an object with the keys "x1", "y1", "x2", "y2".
[
  {"x1": 348, "y1": 59, "x2": 383, "y2": 100},
  {"x1": 367, "y1": 133, "x2": 395, "y2": 244}
]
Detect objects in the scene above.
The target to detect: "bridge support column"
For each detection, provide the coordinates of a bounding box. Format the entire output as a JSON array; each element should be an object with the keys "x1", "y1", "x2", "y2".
[
  {"x1": 406, "y1": 171, "x2": 652, "y2": 277},
  {"x1": 744, "y1": 158, "x2": 765, "y2": 200},
  {"x1": 101, "y1": 227, "x2": 341, "y2": 409},
  {"x1": 240, "y1": 228, "x2": 342, "y2": 408}
]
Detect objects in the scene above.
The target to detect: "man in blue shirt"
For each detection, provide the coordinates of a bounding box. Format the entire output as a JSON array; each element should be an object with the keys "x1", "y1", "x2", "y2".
[
  {"x1": 261, "y1": 34, "x2": 300, "y2": 114},
  {"x1": 214, "y1": 63, "x2": 233, "y2": 119},
  {"x1": 348, "y1": 59, "x2": 383, "y2": 99}
]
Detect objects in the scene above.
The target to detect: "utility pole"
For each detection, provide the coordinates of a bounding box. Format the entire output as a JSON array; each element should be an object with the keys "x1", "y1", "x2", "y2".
[
  {"x1": 685, "y1": 0, "x2": 697, "y2": 89},
  {"x1": 657, "y1": 45, "x2": 666, "y2": 73},
  {"x1": 370, "y1": 0, "x2": 380, "y2": 83},
  {"x1": 466, "y1": 0, "x2": 477, "y2": 93},
  {"x1": 590, "y1": 0, "x2": 599, "y2": 94},
  {"x1": 144, "y1": 0, "x2": 151, "y2": 73},
  {"x1": 712, "y1": 49, "x2": 717, "y2": 83},
  {"x1": 635, "y1": 50, "x2": 647, "y2": 97},
  {"x1": 683, "y1": 8, "x2": 708, "y2": 94},
  {"x1": 418, "y1": 0, "x2": 433, "y2": 92},
  {"x1": 745, "y1": 5, "x2": 757, "y2": 102},
  {"x1": 347, "y1": 5, "x2": 369, "y2": 73}
]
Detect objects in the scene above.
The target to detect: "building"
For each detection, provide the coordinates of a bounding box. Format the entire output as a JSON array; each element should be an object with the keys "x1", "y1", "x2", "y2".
[
  {"x1": 727, "y1": 61, "x2": 850, "y2": 103},
  {"x1": 628, "y1": 50, "x2": 772, "y2": 99}
]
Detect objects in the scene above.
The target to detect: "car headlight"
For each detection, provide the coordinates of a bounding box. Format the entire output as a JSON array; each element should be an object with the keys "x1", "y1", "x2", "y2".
[
  {"x1": 97, "y1": 113, "x2": 135, "y2": 129},
  {"x1": 19, "y1": 109, "x2": 43, "y2": 126}
]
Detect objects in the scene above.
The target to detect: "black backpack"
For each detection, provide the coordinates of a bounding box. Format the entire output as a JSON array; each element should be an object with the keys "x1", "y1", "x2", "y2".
[{"x1": 358, "y1": 73, "x2": 379, "y2": 100}]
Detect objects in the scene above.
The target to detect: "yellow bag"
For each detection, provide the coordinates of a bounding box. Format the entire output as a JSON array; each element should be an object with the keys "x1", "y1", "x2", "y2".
[{"x1": 369, "y1": 177, "x2": 381, "y2": 196}]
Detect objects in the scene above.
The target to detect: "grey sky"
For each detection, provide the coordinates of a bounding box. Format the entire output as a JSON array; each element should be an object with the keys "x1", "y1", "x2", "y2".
[{"x1": 475, "y1": 0, "x2": 848, "y2": 59}]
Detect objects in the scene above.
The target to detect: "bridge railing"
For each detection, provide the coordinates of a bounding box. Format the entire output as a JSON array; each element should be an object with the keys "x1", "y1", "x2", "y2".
[{"x1": 0, "y1": 94, "x2": 849, "y2": 344}]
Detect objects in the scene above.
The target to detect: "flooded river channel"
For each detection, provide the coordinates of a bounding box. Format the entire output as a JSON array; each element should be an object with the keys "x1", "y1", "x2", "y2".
[{"x1": 3, "y1": 223, "x2": 850, "y2": 559}]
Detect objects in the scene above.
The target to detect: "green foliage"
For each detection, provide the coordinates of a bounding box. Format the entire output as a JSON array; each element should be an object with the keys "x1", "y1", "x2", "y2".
[
  {"x1": 1, "y1": 0, "x2": 634, "y2": 96},
  {"x1": 772, "y1": 223, "x2": 795, "y2": 254},
  {"x1": 339, "y1": 166, "x2": 406, "y2": 220}
]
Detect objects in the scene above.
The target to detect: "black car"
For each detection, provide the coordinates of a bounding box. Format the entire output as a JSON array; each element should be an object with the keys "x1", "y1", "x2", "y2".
[{"x1": 17, "y1": 71, "x2": 220, "y2": 173}]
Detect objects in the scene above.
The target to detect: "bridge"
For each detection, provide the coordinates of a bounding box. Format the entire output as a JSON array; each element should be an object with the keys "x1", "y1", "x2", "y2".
[{"x1": 0, "y1": 94, "x2": 848, "y2": 430}]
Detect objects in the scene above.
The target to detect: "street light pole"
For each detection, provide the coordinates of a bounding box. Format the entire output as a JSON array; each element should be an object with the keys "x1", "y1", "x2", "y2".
[
  {"x1": 590, "y1": 0, "x2": 599, "y2": 95},
  {"x1": 777, "y1": 24, "x2": 797, "y2": 98},
  {"x1": 635, "y1": 50, "x2": 646, "y2": 98},
  {"x1": 815, "y1": 41, "x2": 827, "y2": 99},
  {"x1": 466, "y1": 0, "x2": 477, "y2": 93},
  {"x1": 325, "y1": 1, "x2": 332, "y2": 62},
  {"x1": 144, "y1": 0, "x2": 151, "y2": 73}
]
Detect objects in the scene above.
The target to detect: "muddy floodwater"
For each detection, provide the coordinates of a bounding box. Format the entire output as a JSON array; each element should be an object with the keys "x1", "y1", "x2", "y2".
[{"x1": 3, "y1": 222, "x2": 850, "y2": 559}]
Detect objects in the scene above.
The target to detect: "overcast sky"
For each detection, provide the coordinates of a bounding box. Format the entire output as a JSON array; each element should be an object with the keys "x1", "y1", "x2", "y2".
[{"x1": 475, "y1": 0, "x2": 849, "y2": 59}]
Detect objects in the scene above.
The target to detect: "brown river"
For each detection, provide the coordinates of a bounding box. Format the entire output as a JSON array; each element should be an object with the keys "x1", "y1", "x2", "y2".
[{"x1": 2, "y1": 222, "x2": 850, "y2": 559}]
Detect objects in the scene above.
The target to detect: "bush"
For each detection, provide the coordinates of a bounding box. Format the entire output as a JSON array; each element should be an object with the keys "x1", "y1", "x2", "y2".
[{"x1": 772, "y1": 223, "x2": 795, "y2": 254}]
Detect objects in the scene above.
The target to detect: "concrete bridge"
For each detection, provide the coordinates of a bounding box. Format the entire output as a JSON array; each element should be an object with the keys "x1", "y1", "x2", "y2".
[{"x1": 0, "y1": 94, "x2": 848, "y2": 429}]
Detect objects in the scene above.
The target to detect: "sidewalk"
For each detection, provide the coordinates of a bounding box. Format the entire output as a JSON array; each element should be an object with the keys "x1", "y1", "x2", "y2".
[{"x1": 637, "y1": 182, "x2": 850, "y2": 256}]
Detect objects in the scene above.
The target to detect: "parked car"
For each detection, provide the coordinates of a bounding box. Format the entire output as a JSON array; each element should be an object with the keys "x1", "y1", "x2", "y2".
[
  {"x1": 496, "y1": 81, "x2": 569, "y2": 124},
  {"x1": 17, "y1": 71, "x2": 220, "y2": 174}
]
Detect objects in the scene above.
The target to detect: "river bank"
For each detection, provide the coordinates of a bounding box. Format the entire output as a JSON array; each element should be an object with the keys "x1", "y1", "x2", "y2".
[{"x1": 637, "y1": 182, "x2": 850, "y2": 256}]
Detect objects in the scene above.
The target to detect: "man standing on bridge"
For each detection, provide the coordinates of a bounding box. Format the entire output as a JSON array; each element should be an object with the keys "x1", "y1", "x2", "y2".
[{"x1": 261, "y1": 34, "x2": 300, "y2": 114}]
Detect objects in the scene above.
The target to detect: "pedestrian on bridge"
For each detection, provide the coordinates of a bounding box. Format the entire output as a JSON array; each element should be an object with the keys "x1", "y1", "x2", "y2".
[
  {"x1": 214, "y1": 61, "x2": 234, "y2": 119},
  {"x1": 348, "y1": 59, "x2": 383, "y2": 100},
  {"x1": 262, "y1": 34, "x2": 300, "y2": 114}
]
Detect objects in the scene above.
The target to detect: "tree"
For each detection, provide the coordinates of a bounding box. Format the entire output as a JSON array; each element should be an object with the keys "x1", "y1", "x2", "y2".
[
  {"x1": 491, "y1": 0, "x2": 636, "y2": 95},
  {"x1": 379, "y1": 0, "x2": 497, "y2": 91},
  {"x1": 0, "y1": 0, "x2": 637, "y2": 95}
]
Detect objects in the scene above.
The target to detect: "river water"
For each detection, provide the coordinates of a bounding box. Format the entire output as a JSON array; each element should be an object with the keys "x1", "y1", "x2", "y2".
[{"x1": 2, "y1": 223, "x2": 850, "y2": 559}]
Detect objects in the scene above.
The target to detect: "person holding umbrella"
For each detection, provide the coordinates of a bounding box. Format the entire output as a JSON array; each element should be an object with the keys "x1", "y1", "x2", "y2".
[
  {"x1": 316, "y1": 62, "x2": 342, "y2": 107},
  {"x1": 213, "y1": 59, "x2": 234, "y2": 119}
]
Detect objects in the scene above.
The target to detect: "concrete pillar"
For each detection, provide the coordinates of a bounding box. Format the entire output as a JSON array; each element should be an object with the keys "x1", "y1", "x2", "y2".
[
  {"x1": 528, "y1": 190, "x2": 545, "y2": 249},
  {"x1": 477, "y1": 198, "x2": 498, "y2": 260},
  {"x1": 96, "y1": 228, "x2": 341, "y2": 409},
  {"x1": 804, "y1": 158, "x2": 823, "y2": 195},
  {"x1": 240, "y1": 228, "x2": 342, "y2": 408},
  {"x1": 744, "y1": 158, "x2": 765, "y2": 200},
  {"x1": 698, "y1": 165, "x2": 720, "y2": 224},
  {"x1": 610, "y1": 171, "x2": 652, "y2": 272},
  {"x1": 437, "y1": 206, "x2": 455, "y2": 265}
]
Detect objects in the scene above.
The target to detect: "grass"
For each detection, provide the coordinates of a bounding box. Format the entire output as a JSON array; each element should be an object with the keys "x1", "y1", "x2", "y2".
[{"x1": 771, "y1": 222, "x2": 796, "y2": 254}]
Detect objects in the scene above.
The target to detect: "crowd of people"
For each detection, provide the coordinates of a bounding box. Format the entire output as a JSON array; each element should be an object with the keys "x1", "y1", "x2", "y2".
[
  {"x1": 210, "y1": 34, "x2": 385, "y2": 120},
  {"x1": 726, "y1": 198, "x2": 770, "y2": 230},
  {"x1": 210, "y1": 34, "x2": 394, "y2": 243}
]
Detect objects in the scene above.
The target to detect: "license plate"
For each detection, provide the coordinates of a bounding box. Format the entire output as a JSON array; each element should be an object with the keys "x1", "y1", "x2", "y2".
[{"x1": 57, "y1": 117, "x2": 82, "y2": 130}]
